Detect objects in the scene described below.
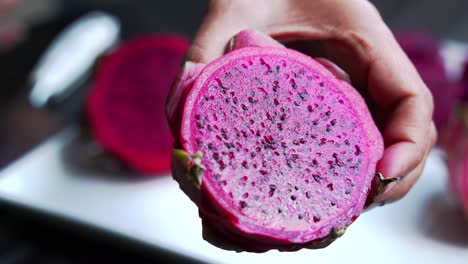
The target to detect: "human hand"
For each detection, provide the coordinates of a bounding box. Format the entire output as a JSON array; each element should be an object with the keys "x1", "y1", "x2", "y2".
[{"x1": 182, "y1": 0, "x2": 436, "y2": 206}]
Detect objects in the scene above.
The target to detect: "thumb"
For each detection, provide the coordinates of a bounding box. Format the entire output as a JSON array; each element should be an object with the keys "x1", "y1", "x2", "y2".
[{"x1": 186, "y1": 1, "x2": 268, "y2": 63}]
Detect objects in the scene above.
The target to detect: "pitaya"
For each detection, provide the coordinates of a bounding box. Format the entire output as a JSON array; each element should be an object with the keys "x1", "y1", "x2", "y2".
[
  {"x1": 444, "y1": 104, "x2": 468, "y2": 219},
  {"x1": 443, "y1": 59, "x2": 468, "y2": 219},
  {"x1": 167, "y1": 30, "x2": 384, "y2": 252},
  {"x1": 86, "y1": 34, "x2": 190, "y2": 174}
]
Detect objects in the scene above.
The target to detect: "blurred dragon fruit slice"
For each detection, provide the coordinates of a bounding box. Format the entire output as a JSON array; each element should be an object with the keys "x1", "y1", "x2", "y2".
[
  {"x1": 444, "y1": 103, "x2": 468, "y2": 219},
  {"x1": 86, "y1": 34, "x2": 190, "y2": 174}
]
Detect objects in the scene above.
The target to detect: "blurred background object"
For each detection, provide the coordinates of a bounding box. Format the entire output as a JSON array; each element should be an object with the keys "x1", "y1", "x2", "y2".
[{"x1": 0, "y1": 0, "x2": 467, "y2": 262}]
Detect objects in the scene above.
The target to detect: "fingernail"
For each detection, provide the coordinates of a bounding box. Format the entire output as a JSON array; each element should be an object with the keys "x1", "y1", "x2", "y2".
[{"x1": 364, "y1": 173, "x2": 399, "y2": 210}]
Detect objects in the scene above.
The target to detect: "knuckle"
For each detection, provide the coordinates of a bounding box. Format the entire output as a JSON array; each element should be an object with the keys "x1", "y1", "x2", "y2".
[{"x1": 364, "y1": 2, "x2": 384, "y2": 21}]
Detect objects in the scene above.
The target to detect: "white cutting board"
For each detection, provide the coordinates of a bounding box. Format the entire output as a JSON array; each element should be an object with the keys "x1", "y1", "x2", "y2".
[{"x1": 1, "y1": 42, "x2": 468, "y2": 263}]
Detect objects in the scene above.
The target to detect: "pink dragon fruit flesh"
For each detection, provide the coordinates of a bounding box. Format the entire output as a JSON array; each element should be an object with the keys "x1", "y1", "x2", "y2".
[{"x1": 167, "y1": 30, "x2": 384, "y2": 252}]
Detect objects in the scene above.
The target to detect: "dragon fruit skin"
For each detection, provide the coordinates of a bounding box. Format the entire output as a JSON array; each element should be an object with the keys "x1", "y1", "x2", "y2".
[
  {"x1": 86, "y1": 34, "x2": 190, "y2": 174},
  {"x1": 167, "y1": 30, "x2": 383, "y2": 252}
]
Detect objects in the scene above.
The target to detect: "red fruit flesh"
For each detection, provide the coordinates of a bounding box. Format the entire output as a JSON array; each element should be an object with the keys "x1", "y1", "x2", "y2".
[
  {"x1": 87, "y1": 34, "x2": 190, "y2": 174},
  {"x1": 173, "y1": 42, "x2": 383, "y2": 251}
]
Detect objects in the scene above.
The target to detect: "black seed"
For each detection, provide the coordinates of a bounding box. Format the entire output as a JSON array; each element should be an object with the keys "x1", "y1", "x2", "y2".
[
  {"x1": 345, "y1": 189, "x2": 351, "y2": 195},
  {"x1": 290, "y1": 80, "x2": 297, "y2": 89},
  {"x1": 306, "y1": 191, "x2": 312, "y2": 198},
  {"x1": 298, "y1": 214, "x2": 303, "y2": 220},
  {"x1": 277, "y1": 208, "x2": 282, "y2": 214},
  {"x1": 313, "y1": 214, "x2": 321, "y2": 223},
  {"x1": 248, "y1": 97, "x2": 257, "y2": 104},
  {"x1": 241, "y1": 160, "x2": 249, "y2": 168},
  {"x1": 355, "y1": 145, "x2": 362, "y2": 156},
  {"x1": 217, "y1": 160, "x2": 226, "y2": 170},
  {"x1": 220, "y1": 129, "x2": 229, "y2": 140},
  {"x1": 254, "y1": 77, "x2": 263, "y2": 85},
  {"x1": 313, "y1": 174, "x2": 322, "y2": 182},
  {"x1": 269, "y1": 184, "x2": 276, "y2": 197},
  {"x1": 290, "y1": 195, "x2": 297, "y2": 201},
  {"x1": 240, "y1": 201, "x2": 248, "y2": 209},
  {"x1": 277, "y1": 123, "x2": 283, "y2": 131},
  {"x1": 299, "y1": 91, "x2": 308, "y2": 101}
]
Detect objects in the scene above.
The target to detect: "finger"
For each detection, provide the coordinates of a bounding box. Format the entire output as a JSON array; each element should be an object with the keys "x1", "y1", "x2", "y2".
[
  {"x1": 315, "y1": 57, "x2": 351, "y2": 83},
  {"x1": 227, "y1": 29, "x2": 284, "y2": 52},
  {"x1": 165, "y1": 62, "x2": 205, "y2": 136},
  {"x1": 350, "y1": 15, "x2": 435, "y2": 185},
  {"x1": 187, "y1": 0, "x2": 269, "y2": 63},
  {"x1": 374, "y1": 121, "x2": 437, "y2": 204},
  {"x1": 375, "y1": 93, "x2": 434, "y2": 176}
]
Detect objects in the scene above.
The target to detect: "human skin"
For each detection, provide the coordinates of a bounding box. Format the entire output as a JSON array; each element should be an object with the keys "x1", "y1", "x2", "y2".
[{"x1": 176, "y1": 0, "x2": 437, "y2": 206}]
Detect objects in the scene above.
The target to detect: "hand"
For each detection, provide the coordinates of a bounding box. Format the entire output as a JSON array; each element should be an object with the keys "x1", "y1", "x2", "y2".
[
  {"x1": 0, "y1": 0, "x2": 25, "y2": 52},
  {"x1": 184, "y1": 0, "x2": 437, "y2": 206}
]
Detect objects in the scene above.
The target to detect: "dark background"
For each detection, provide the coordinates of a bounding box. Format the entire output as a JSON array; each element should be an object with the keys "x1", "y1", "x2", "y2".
[{"x1": 0, "y1": 0, "x2": 465, "y2": 263}]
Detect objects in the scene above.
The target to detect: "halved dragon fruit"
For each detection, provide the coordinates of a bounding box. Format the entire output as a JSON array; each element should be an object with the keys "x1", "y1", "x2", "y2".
[
  {"x1": 167, "y1": 30, "x2": 384, "y2": 252},
  {"x1": 86, "y1": 34, "x2": 190, "y2": 174}
]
